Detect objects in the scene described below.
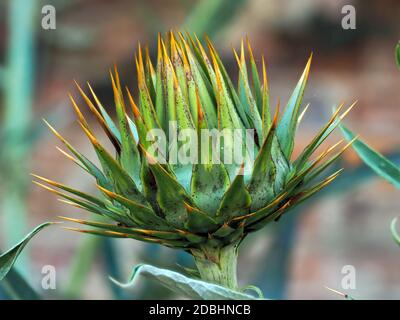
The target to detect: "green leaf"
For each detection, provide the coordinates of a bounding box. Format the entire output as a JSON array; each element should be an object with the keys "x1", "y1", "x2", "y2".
[
  {"x1": 0, "y1": 267, "x2": 41, "y2": 300},
  {"x1": 247, "y1": 115, "x2": 277, "y2": 211},
  {"x1": 391, "y1": 217, "x2": 400, "y2": 247},
  {"x1": 155, "y1": 37, "x2": 166, "y2": 130},
  {"x1": 184, "y1": 41, "x2": 218, "y2": 128},
  {"x1": 395, "y1": 42, "x2": 400, "y2": 70},
  {"x1": 87, "y1": 83, "x2": 123, "y2": 143},
  {"x1": 242, "y1": 284, "x2": 265, "y2": 299},
  {"x1": 340, "y1": 125, "x2": 400, "y2": 189},
  {"x1": 234, "y1": 45, "x2": 263, "y2": 139},
  {"x1": 247, "y1": 40, "x2": 263, "y2": 114},
  {"x1": 136, "y1": 51, "x2": 160, "y2": 131},
  {"x1": 43, "y1": 119, "x2": 111, "y2": 189},
  {"x1": 110, "y1": 69, "x2": 142, "y2": 189},
  {"x1": 276, "y1": 55, "x2": 312, "y2": 159},
  {"x1": 98, "y1": 186, "x2": 171, "y2": 230},
  {"x1": 80, "y1": 124, "x2": 149, "y2": 205},
  {"x1": 191, "y1": 163, "x2": 230, "y2": 215},
  {"x1": 184, "y1": 203, "x2": 219, "y2": 233},
  {"x1": 206, "y1": 39, "x2": 251, "y2": 129},
  {"x1": 148, "y1": 161, "x2": 191, "y2": 228},
  {"x1": 110, "y1": 264, "x2": 259, "y2": 300},
  {"x1": 0, "y1": 222, "x2": 54, "y2": 281},
  {"x1": 217, "y1": 166, "x2": 251, "y2": 220}
]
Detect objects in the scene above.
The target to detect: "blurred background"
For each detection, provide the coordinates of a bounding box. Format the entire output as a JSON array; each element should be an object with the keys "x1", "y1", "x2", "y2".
[{"x1": 0, "y1": 0, "x2": 399, "y2": 299}]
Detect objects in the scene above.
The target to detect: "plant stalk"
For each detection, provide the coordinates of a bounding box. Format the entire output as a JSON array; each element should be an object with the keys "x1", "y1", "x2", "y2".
[{"x1": 191, "y1": 242, "x2": 239, "y2": 290}]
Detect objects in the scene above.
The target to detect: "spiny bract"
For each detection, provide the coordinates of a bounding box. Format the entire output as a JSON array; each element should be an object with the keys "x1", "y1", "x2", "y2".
[{"x1": 34, "y1": 32, "x2": 354, "y2": 255}]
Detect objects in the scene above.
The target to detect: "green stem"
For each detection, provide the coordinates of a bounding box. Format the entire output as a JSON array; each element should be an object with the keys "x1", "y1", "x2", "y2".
[
  {"x1": 2, "y1": 0, "x2": 37, "y2": 276},
  {"x1": 191, "y1": 242, "x2": 239, "y2": 290}
]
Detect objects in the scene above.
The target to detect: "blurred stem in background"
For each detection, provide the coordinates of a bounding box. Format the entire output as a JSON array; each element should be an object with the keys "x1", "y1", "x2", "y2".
[
  {"x1": 182, "y1": 0, "x2": 246, "y2": 38},
  {"x1": 1, "y1": 0, "x2": 37, "y2": 275},
  {"x1": 64, "y1": 235, "x2": 98, "y2": 299},
  {"x1": 256, "y1": 151, "x2": 400, "y2": 299},
  {"x1": 0, "y1": 255, "x2": 41, "y2": 300}
]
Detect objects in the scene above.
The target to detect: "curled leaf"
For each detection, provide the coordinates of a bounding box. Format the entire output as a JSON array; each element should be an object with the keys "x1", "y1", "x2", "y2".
[
  {"x1": 110, "y1": 264, "x2": 260, "y2": 300},
  {"x1": 390, "y1": 217, "x2": 400, "y2": 247},
  {"x1": 0, "y1": 222, "x2": 54, "y2": 281},
  {"x1": 340, "y1": 125, "x2": 400, "y2": 189}
]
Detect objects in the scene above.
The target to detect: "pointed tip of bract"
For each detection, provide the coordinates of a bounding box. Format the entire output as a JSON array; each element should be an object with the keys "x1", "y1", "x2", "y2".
[
  {"x1": 308, "y1": 52, "x2": 313, "y2": 65},
  {"x1": 324, "y1": 286, "x2": 347, "y2": 297},
  {"x1": 73, "y1": 79, "x2": 81, "y2": 89},
  {"x1": 58, "y1": 216, "x2": 80, "y2": 223},
  {"x1": 246, "y1": 36, "x2": 255, "y2": 62},
  {"x1": 340, "y1": 100, "x2": 357, "y2": 120},
  {"x1": 79, "y1": 121, "x2": 99, "y2": 146},
  {"x1": 42, "y1": 117, "x2": 52, "y2": 128},
  {"x1": 160, "y1": 37, "x2": 168, "y2": 59},
  {"x1": 303, "y1": 53, "x2": 313, "y2": 79},
  {"x1": 61, "y1": 226, "x2": 85, "y2": 233},
  {"x1": 240, "y1": 38, "x2": 245, "y2": 59},
  {"x1": 297, "y1": 103, "x2": 310, "y2": 125},
  {"x1": 125, "y1": 86, "x2": 141, "y2": 119},
  {"x1": 157, "y1": 33, "x2": 162, "y2": 60},
  {"x1": 32, "y1": 180, "x2": 58, "y2": 195}
]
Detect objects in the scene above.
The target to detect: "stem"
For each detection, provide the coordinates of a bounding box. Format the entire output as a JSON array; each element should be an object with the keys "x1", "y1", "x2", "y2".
[
  {"x1": 2, "y1": 0, "x2": 37, "y2": 277},
  {"x1": 191, "y1": 242, "x2": 239, "y2": 290}
]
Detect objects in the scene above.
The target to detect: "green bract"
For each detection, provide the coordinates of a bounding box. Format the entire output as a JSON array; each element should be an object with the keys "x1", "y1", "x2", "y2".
[{"x1": 34, "y1": 32, "x2": 354, "y2": 289}]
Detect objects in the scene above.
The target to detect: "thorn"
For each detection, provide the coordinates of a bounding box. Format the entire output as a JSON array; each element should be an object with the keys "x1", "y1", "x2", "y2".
[
  {"x1": 324, "y1": 286, "x2": 351, "y2": 299},
  {"x1": 340, "y1": 100, "x2": 357, "y2": 120},
  {"x1": 297, "y1": 103, "x2": 310, "y2": 125}
]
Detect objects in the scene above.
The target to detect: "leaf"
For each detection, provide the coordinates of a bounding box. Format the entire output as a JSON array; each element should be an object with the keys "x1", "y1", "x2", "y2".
[
  {"x1": 110, "y1": 264, "x2": 259, "y2": 300},
  {"x1": 80, "y1": 124, "x2": 149, "y2": 205},
  {"x1": 233, "y1": 45, "x2": 263, "y2": 139},
  {"x1": 155, "y1": 35, "x2": 166, "y2": 129},
  {"x1": 43, "y1": 119, "x2": 111, "y2": 189},
  {"x1": 391, "y1": 217, "x2": 400, "y2": 247},
  {"x1": 148, "y1": 160, "x2": 191, "y2": 228},
  {"x1": 205, "y1": 37, "x2": 250, "y2": 128},
  {"x1": 183, "y1": 40, "x2": 218, "y2": 127},
  {"x1": 242, "y1": 284, "x2": 265, "y2": 299},
  {"x1": 340, "y1": 125, "x2": 400, "y2": 189},
  {"x1": 0, "y1": 267, "x2": 41, "y2": 300},
  {"x1": 184, "y1": 203, "x2": 219, "y2": 233},
  {"x1": 0, "y1": 222, "x2": 54, "y2": 281},
  {"x1": 396, "y1": 42, "x2": 400, "y2": 70},
  {"x1": 136, "y1": 47, "x2": 160, "y2": 130},
  {"x1": 110, "y1": 68, "x2": 142, "y2": 188},
  {"x1": 217, "y1": 166, "x2": 251, "y2": 220},
  {"x1": 276, "y1": 55, "x2": 312, "y2": 159},
  {"x1": 247, "y1": 109, "x2": 278, "y2": 211},
  {"x1": 191, "y1": 163, "x2": 230, "y2": 215},
  {"x1": 293, "y1": 102, "x2": 352, "y2": 171},
  {"x1": 261, "y1": 55, "x2": 271, "y2": 138},
  {"x1": 87, "y1": 82, "x2": 123, "y2": 143}
]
